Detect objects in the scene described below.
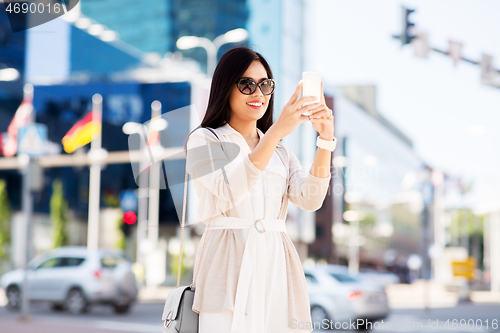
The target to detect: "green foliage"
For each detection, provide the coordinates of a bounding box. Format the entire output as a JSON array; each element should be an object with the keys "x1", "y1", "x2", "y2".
[
  {"x1": 0, "y1": 179, "x2": 12, "y2": 260},
  {"x1": 450, "y1": 209, "x2": 475, "y2": 239},
  {"x1": 115, "y1": 214, "x2": 126, "y2": 250},
  {"x1": 360, "y1": 212, "x2": 376, "y2": 227},
  {"x1": 170, "y1": 249, "x2": 188, "y2": 282},
  {"x1": 103, "y1": 190, "x2": 120, "y2": 207},
  {"x1": 50, "y1": 179, "x2": 69, "y2": 249}
]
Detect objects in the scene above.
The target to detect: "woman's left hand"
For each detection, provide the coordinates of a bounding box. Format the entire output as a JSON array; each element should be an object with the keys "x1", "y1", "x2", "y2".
[{"x1": 308, "y1": 83, "x2": 335, "y2": 140}]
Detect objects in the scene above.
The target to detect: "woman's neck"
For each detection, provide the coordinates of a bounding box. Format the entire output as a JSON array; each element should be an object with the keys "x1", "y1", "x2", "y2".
[{"x1": 228, "y1": 120, "x2": 259, "y2": 141}]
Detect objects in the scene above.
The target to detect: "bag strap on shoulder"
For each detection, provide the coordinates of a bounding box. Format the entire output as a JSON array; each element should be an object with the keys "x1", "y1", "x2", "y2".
[
  {"x1": 178, "y1": 127, "x2": 220, "y2": 289},
  {"x1": 206, "y1": 127, "x2": 219, "y2": 140}
]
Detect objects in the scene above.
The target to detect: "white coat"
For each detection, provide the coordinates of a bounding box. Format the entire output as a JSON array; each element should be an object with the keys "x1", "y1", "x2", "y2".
[{"x1": 186, "y1": 122, "x2": 331, "y2": 333}]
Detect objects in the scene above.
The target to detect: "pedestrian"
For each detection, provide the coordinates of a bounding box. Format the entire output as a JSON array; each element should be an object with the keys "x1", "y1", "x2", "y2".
[{"x1": 184, "y1": 46, "x2": 336, "y2": 333}]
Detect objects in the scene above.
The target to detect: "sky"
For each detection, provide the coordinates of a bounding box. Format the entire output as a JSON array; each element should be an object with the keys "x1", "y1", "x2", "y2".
[{"x1": 305, "y1": 0, "x2": 500, "y2": 209}]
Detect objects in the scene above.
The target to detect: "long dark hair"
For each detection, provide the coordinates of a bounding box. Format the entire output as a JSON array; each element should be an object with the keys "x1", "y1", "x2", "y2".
[{"x1": 183, "y1": 47, "x2": 275, "y2": 151}]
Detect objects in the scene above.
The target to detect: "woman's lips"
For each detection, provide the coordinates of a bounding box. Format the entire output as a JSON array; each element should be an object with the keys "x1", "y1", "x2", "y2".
[{"x1": 246, "y1": 101, "x2": 263, "y2": 109}]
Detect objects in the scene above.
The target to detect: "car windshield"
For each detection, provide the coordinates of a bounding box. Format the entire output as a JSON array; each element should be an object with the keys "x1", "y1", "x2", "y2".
[
  {"x1": 329, "y1": 272, "x2": 360, "y2": 283},
  {"x1": 59, "y1": 257, "x2": 86, "y2": 267},
  {"x1": 101, "y1": 255, "x2": 126, "y2": 268},
  {"x1": 37, "y1": 257, "x2": 60, "y2": 269}
]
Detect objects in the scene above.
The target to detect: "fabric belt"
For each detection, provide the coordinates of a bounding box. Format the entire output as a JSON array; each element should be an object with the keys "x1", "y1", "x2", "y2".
[{"x1": 207, "y1": 216, "x2": 287, "y2": 333}]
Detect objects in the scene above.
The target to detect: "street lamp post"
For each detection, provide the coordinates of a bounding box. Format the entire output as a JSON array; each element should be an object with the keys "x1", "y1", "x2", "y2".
[
  {"x1": 176, "y1": 28, "x2": 249, "y2": 77},
  {"x1": 87, "y1": 94, "x2": 105, "y2": 251},
  {"x1": 147, "y1": 100, "x2": 164, "y2": 252},
  {"x1": 344, "y1": 192, "x2": 362, "y2": 275},
  {"x1": 122, "y1": 102, "x2": 167, "y2": 288},
  {"x1": 122, "y1": 122, "x2": 149, "y2": 269}
]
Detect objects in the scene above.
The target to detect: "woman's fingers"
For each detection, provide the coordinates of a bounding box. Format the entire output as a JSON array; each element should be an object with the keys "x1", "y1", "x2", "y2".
[
  {"x1": 320, "y1": 82, "x2": 326, "y2": 105},
  {"x1": 296, "y1": 102, "x2": 321, "y2": 117},
  {"x1": 308, "y1": 104, "x2": 326, "y2": 115},
  {"x1": 286, "y1": 80, "x2": 303, "y2": 106},
  {"x1": 293, "y1": 97, "x2": 319, "y2": 111},
  {"x1": 309, "y1": 109, "x2": 332, "y2": 119}
]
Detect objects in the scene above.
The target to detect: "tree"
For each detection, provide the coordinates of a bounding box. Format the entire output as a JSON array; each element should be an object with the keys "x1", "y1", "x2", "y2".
[
  {"x1": 170, "y1": 247, "x2": 188, "y2": 282},
  {"x1": 0, "y1": 179, "x2": 12, "y2": 263},
  {"x1": 115, "y1": 213, "x2": 126, "y2": 251},
  {"x1": 50, "y1": 179, "x2": 69, "y2": 248}
]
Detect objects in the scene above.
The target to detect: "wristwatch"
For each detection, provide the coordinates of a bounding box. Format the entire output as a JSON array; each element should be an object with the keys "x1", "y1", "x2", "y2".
[{"x1": 316, "y1": 136, "x2": 337, "y2": 151}]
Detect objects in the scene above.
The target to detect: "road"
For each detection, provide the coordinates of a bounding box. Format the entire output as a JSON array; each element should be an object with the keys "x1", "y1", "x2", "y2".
[
  {"x1": 0, "y1": 300, "x2": 165, "y2": 333},
  {"x1": 1, "y1": 301, "x2": 500, "y2": 332}
]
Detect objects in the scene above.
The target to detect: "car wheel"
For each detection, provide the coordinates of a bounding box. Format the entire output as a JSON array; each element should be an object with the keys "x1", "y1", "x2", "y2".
[
  {"x1": 6, "y1": 285, "x2": 21, "y2": 311},
  {"x1": 64, "y1": 288, "x2": 89, "y2": 314},
  {"x1": 113, "y1": 302, "x2": 131, "y2": 314},
  {"x1": 310, "y1": 305, "x2": 331, "y2": 329}
]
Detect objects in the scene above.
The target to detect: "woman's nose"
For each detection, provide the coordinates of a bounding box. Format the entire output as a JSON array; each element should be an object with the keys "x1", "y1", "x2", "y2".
[{"x1": 253, "y1": 87, "x2": 264, "y2": 97}]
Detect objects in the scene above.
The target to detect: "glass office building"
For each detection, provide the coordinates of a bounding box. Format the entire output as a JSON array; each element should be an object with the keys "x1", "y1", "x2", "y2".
[
  {"x1": 80, "y1": 0, "x2": 248, "y2": 73},
  {"x1": 329, "y1": 86, "x2": 426, "y2": 278}
]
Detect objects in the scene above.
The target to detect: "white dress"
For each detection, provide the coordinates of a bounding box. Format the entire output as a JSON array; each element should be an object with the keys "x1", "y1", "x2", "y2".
[{"x1": 185, "y1": 123, "x2": 331, "y2": 333}]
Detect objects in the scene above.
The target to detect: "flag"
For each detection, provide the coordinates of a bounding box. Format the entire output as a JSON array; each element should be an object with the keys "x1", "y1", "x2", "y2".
[
  {"x1": 3, "y1": 98, "x2": 33, "y2": 157},
  {"x1": 412, "y1": 29, "x2": 430, "y2": 58},
  {"x1": 480, "y1": 54, "x2": 500, "y2": 87},
  {"x1": 147, "y1": 127, "x2": 160, "y2": 146},
  {"x1": 448, "y1": 40, "x2": 463, "y2": 67},
  {"x1": 61, "y1": 110, "x2": 101, "y2": 154}
]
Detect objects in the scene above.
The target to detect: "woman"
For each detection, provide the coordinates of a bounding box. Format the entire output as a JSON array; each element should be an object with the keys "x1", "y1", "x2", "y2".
[{"x1": 185, "y1": 47, "x2": 335, "y2": 333}]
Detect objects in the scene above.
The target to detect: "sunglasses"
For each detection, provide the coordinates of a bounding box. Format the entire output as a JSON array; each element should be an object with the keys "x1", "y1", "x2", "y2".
[{"x1": 235, "y1": 78, "x2": 276, "y2": 95}]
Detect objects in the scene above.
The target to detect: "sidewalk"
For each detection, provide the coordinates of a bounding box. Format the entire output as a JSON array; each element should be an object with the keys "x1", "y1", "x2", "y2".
[
  {"x1": 1, "y1": 285, "x2": 178, "y2": 305},
  {"x1": 386, "y1": 280, "x2": 500, "y2": 308},
  {"x1": 386, "y1": 280, "x2": 459, "y2": 308},
  {"x1": 137, "y1": 286, "x2": 174, "y2": 303},
  {"x1": 2, "y1": 318, "x2": 131, "y2": 333}
]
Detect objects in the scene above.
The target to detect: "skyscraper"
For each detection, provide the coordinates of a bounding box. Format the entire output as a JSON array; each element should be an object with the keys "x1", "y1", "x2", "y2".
[{"x1": 80, "y1": 0, "x2": 248, "y2": 73}]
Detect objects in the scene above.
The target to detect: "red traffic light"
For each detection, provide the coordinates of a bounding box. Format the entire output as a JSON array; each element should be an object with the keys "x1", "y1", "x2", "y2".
[{"x1": 123, "y1": 211, "x2": 137, "y2": 224}]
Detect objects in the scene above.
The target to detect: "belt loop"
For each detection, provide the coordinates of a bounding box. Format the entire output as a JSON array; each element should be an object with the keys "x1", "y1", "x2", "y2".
[{"x1": 254, "y1": 219, "x2": 266, "y2": 233}]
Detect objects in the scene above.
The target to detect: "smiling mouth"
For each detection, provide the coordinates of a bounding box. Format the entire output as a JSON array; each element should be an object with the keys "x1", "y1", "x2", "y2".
[{"x1": 247, "y1": 102, "x2": 263, "y2": 107}]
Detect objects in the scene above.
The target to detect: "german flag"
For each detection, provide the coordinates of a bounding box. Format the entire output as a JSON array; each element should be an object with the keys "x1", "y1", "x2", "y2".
[{"x1": 62, "y1": 110, "x2": 101, "y2": 154}]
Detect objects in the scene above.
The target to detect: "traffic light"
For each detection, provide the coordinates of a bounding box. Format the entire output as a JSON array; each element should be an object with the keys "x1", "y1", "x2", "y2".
[
  {"x1": 120, "y1": 211, "x2": 137, "y2": 238},
  {"x1": 393, "y1": 6, "x2": 416, "y2": 46},
  {"x1": 120, "y1": 222, "x2": 131, "y2": 238},
  {"x1": 123, "y1": 211, "x2": 137, "y2": 224}
]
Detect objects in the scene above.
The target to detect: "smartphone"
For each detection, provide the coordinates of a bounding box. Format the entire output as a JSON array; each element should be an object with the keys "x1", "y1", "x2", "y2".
[{"x1": 301, "y1": 72, "x2": 321, "y2": 116}]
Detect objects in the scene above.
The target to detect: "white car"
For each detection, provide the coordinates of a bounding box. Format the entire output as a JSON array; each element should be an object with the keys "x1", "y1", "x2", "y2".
[
  {"x1": 304, "y1": 264, "x2": 390, "y2": 331},
  {"x1": 0, "y1": 246, "x2": 138, "y2": 314},
  {"x1": 355, "y1": 269, "x2": 400, "y2": 288}
]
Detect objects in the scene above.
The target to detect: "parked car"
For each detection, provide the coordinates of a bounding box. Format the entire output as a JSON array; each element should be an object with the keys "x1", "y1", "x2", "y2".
[
  {"x1": 0, "y1": 246, "x2": 138, "y2": 314},
  {"x1": 304, "y1": 264, "x2": 389, "y2": 330},
  {"x1": 355, "y1": 268, "x2": 401, "y2": 287}
]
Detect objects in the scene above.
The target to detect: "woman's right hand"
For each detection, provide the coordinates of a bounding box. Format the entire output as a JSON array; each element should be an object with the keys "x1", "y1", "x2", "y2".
[{"x1": 271, "y1": 81, "x2": 320, "y2": 139}]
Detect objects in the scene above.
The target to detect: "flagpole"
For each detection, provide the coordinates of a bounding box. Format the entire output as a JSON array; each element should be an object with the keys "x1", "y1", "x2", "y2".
[
  {"x1": 20, "y1": 83, "x2": 34, "y2": 321},
  {"x1": 87, "y1": 94, "x2": 103, "y2": 251},
  {"x1": 147, "y1": 101, "x2": 162, "y2": 252}
]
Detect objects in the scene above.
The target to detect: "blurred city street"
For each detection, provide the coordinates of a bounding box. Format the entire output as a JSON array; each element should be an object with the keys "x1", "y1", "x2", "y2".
[
  {"x1": 1, "y1": 285, "x2": 500, "y2": 332},
  {"x1": 2, "y1": 298, "x2": 500, "y2": 333},
  {"x1": 0, "y1": 301, "x2": 163, "y2": 333}
]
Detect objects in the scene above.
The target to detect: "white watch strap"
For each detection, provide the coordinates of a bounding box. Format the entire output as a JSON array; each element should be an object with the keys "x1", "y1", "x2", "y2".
[{"x1": 316, "y1": 136, "x2": 337, "y2": 151}]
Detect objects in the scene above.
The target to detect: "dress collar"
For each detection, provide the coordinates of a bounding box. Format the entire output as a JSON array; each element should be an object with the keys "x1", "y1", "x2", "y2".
[
  {"x1": 215, "y1": 122, "x2": 283, "y2": 148},
  {"x1": 217, "y1": 122, "x2": 264, "y2": 139}
]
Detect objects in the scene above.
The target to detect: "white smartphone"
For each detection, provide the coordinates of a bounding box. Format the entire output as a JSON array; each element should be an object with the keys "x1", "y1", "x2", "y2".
[{"x1": 301, "y1": 72, "x2": 321, "y2": 116}]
